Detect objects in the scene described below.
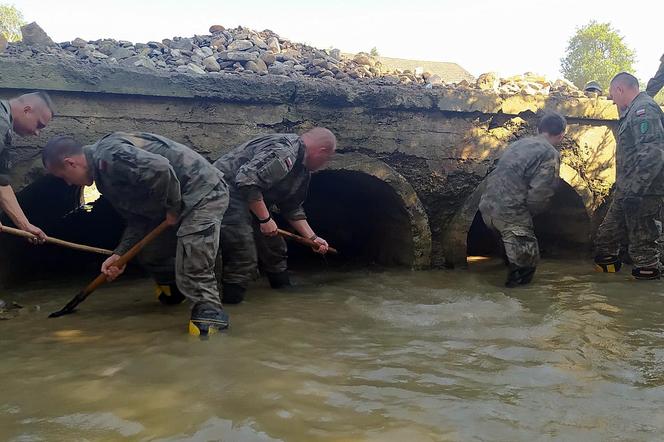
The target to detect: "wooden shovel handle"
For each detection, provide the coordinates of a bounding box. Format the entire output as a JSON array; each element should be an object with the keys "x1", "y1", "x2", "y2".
[
  {"x1": 277, "y1": 228, "x2": 338, "y2": 254},
  {"x1": 83, "y1": 220, "x2": 172, "y2": 294},
  {"x1": 0, "y1": 224, "x2": 113, "y2": 255}
]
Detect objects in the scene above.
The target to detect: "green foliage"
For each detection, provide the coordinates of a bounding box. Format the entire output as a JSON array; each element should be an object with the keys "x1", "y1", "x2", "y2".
[
  {"x1": 560, "y1": 21, "x2": 636, "y2": 90},
  {"x1": 0, "y1": 4, "x2": 25, "y2": 42},
  {"x1": 370, "y1": 47, "x2": 379, "y2": 57}
]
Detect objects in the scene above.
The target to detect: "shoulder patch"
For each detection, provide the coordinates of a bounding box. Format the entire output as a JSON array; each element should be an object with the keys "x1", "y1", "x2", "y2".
[
  {"x1": 635, "y1": 108, "x2": 646, "y2": 117},
  {"x1": 284, "y1": 157, "x2": 293, "y2": 170},
  {"x1": 98, "y1": 159, "x2": 108, "y2": 172},
  {"x1": 640, "y1": 121, "x2": 649, "y2": 134}
]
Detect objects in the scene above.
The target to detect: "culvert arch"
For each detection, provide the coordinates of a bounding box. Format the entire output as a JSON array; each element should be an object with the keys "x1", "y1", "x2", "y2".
[{"x1": 299, "y1": 152, "x2": 431, "y2": 269}]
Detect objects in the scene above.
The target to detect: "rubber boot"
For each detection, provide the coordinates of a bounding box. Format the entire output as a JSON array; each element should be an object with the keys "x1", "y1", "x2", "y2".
[
  {"x1": 189, "y1": 302, "x2": 229, "y2": 339},
  {"x1": 267, "y1": 271, "x2": 291, "y2": 289},
  {"x1": 505, "y1": 264, "x2": 536, "y2": 288},
  {"x1": 594, "y1": 255, "x2": 622, "y2": 273},
  {"x1": 632, "y1": 266, "x2": 661, "y2": 280},
  {"x1": 222, "y1": 283, "x2": 246, "y2": 305},
  {"x1": 155, "y1": 284, "x2": 186, "y2": 305}
]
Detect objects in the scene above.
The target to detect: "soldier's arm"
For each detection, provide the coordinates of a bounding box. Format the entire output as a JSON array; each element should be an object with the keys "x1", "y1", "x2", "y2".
[
  {"x1": 113, "y1": 216, "x2": 152, "y2": 256},
  {"x1": 625, "y1": 106, "x2": 664, "y2": 196},
  {"x1": 646, "y1": 56, "x2": 664, "y2": 98},
  {"x1": 526, "y1": 152, "x2": 560, "y2": 215}
]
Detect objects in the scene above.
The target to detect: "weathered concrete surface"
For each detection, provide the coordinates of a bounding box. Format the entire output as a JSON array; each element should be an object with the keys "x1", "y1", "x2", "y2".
[{"x1": 0, "y1": 56, "x2": 623, "y2": 274}]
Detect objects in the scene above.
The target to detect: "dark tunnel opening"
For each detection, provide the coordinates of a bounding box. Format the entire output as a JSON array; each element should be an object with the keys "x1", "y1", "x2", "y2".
[
  {"x1": 0, "y1": 176, "x2": 125, "y2": 286},
  {"x1": 466, "y1": 181, "x2": 591, "y2": 261},
  {"x1": 288, "y1": 170, "x2": 415, "y2": 269},
  {"x1": 0, "y1": 169, "x2": 417, "y2": 286}
]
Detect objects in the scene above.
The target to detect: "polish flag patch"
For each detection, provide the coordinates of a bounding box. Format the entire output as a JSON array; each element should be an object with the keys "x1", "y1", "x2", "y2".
[
  {"x1": 284, "y1": 157, "x2": 293, "y2": 169},
  {"x1": 636, "y1": 108, "x2": 646, "y2": 116}
]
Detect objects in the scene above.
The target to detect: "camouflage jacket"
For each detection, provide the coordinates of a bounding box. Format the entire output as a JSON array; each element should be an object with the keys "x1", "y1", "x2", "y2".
[
  {"x1": 85, "y1": 132, "x2": 226, "y2": 255},
  {"x1": 646, "y1": 53, "x2": 664, "y2": 98},
  {"x1": 0, "y1": 100, "x2": 15, "y2": 187},
  {"x1": 479, "y1": 135, "x2": 560, "y2": 226},
  {"x1": 615, "y1": 92, "x2": 664, "y2": 197},
  {"x1": 214, "y1": 133, "x2": 310, "y2": 221}
]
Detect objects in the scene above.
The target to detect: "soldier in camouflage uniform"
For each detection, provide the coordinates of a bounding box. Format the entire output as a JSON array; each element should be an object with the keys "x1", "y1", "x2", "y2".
[
  {"x1": 213, "y1": 128, "x2": 336, "y2": 304},
  {"x1": 0, "y1": 92, "x2": 53, "y2": 240},
  {"x1": 42, "y1": 132, "x2": 230, "y2": 337},
  {"x1": 0, "y1": 92, "x2": 54, "y2": 309},
  {"x1": 594, "y1": 72, "x2": 664, "y2": 280},
  {"x1": 646, "y1": 52, "x2": 664, "y2": 98},
  {"x1": 479, "y1": 112, "x2": 567, "y2": 287}
]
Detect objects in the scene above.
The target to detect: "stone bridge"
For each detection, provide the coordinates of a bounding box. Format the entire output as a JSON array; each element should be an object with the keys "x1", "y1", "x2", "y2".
[{"x1": 0, "y1": 57, "x2": 620, "y2": 285}]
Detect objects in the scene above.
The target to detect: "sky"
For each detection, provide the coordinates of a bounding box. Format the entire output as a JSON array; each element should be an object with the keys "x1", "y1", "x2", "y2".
[{"x1": 10, "y1": 0, "x2": 664, "y2": 82}]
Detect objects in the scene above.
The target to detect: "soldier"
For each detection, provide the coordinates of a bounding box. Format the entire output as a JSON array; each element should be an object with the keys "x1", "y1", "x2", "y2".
[
  {"x1": 594, "y1": 72, "x2": 664, "y2": 279},
  {"x1": 42, "y1": 132, "x2": 230, "y2": 337},
  {"x1": 0, "y1": 92, "x2": 54, "y2": 242},
  {"x1": 646, "y1": 52, "x2": 664, "y2": 98},
  {"x1": 214, "y1": 127, "x2": 335, "y2": 304},
  {"x1": 479, "y1": 112, "x2": 567, "y2": 287},
  {"x1": 0, "y1": 92, "x2": 54, "y2": 309}
]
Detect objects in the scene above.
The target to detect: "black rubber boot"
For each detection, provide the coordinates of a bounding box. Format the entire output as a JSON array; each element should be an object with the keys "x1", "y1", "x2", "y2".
[
  {"x1": 594, "y1": 255, "x2": 622, "y2": 273},
  {"x1": 505, "y1": 265, "x2": 536, "y2": 288},
  {"x1": 156, "y1": 284, "x2": 186, "y2": 305},
  {"x1": 189, "y1": 302, "x2": 229, "y2": 339},
  {"x1": 267, "y1": 271, "x2": 292, "y2": 289},
  {"x1": 222, "y1": 283, "x2": 246, "y2": 305},
  {"x1": 632, "y1": 266, "x2": 661, "y2": 280}
]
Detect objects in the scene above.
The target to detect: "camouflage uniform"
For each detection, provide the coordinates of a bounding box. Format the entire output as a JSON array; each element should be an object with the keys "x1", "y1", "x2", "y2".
[
  {"x1": 595, "y1": 93, "x2": 664, "y2": 269},
  {"x1": 646, "y1": 53, "x2": 664, "y2": 98},
  {"x1": 0, "y1": 100, "x2": 15, "y2": 188},
  {"x1": 479, "y1": 135, "x2": 560, "y2": 268},
  {"x1": 85, "y1": 132, "x2": 229, "y2": 307},
  {"x1": 213, "y1": 134, "x2": 310, "y2": 287}
]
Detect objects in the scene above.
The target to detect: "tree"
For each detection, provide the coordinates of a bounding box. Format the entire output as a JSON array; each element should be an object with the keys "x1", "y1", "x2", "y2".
[
  {"x1": 370, "y1": 47, "x2": 379, "y2": 57},
  {"x1": 560, "y1": 21, "x2": 636, "y2": 91},
  {"x1": 0, "y1": 4, "x2": 25, "y2": 42}
]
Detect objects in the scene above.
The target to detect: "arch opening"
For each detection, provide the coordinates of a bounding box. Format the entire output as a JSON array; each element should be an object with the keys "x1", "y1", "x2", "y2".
[{"x1": 288, "y1": 169, "x2": 416, "y2": 269}]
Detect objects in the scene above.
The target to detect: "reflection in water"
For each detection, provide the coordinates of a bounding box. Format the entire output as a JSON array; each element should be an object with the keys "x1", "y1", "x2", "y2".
[{"x1": 2, "y1": 259, "x2": 664, "y2": 441}]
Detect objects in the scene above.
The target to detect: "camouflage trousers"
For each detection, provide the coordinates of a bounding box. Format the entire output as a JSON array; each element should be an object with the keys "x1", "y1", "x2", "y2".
[
  {"x1": 595, "y1": 196, "x2": 662, "y2": 269},
  {"x1": 219, "y1": 188, "x2": 288, "y2": 287},
  {"x1": 138, "y1": 183, "x2": 229, "y2": 307},
  {"x1": 482, "y1": 212, "x2": 539, "y2": 268}
]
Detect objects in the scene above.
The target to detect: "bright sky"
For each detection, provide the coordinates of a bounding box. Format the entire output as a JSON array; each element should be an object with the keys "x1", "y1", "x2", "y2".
[{"x1": 11, "y1": 0, "x2": 664, "y2": 82}]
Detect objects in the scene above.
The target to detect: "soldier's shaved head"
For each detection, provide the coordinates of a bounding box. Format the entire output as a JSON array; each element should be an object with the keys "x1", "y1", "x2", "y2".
[
  {"x1": 611, "y1": 72, "x2": 639, "y2": 90},
  {"x1": 302, "y1": 127, "x2": 336, "y2": 171},
  {"x1": 9, "y1": 91, "x2": 54, "y2": 136},
  {"x1": 609, "y1": 72, "x2": 641, "y2": 112},
  {"x1": 43, "y1": 135, "x2": 92, "y2": 187}
]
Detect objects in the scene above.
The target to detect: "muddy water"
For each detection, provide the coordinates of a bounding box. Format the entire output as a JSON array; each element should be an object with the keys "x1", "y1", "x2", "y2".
[{"x1": 2, "y1": 259, "x2": 664, "y2": 441}]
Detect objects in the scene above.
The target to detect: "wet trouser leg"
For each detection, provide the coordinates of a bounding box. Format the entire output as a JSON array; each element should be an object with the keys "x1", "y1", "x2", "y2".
[
  {"x1": 176, "y1": 186, "x2": 228, "y2": 308},
  {"x1": 219, "y1": 189, "x2": 258, "y2": 288},
  {"x1": 595, "y1": 197, "x2": 661, "y2": 270},
  {"x1": 253, "y1": 225, "x2": 288, "y2": 274},
  {"x1": 482, "y1": 213, "x2": 539, "y2": 268},
  {"x1": 138, "y1": 225, "x2": 177, "y2": 286}
]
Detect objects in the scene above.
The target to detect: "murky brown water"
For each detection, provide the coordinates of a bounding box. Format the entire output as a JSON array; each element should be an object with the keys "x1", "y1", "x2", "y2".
[{"x1": 2, "y1": 259, "x2": 664, "y2": 441}]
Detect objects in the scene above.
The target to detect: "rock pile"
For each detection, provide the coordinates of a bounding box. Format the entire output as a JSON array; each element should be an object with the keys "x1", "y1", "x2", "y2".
[
  {"x1": 473, "y1": 72, "x2": 591, "y2": 98},
  {"x1": 2, "y1": 22, "x2": 594, "y2": 98}
]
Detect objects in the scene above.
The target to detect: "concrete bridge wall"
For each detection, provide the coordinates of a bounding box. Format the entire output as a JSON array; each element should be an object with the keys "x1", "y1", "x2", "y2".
[{"x1": 0, "y1": 57, "x2": 621, "y2": 284}]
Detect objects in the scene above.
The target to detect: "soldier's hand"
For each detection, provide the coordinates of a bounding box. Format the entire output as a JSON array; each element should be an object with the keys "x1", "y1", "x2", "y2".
[
  {"x1": 102, "y1": 254, "x2": 127, "y2": 281},
  {"x1": 22, "y1": 223, "x2": 47, "y2": 245},
  {"x1": 312, "y1": 236, "x2": 329, "y2": 254},
  {"x1": 260, "y1": 219, "x2": 279, "y2": 236},
  {"x1": 165, "y1": 211, "x2": 179, "y2": 226}
]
